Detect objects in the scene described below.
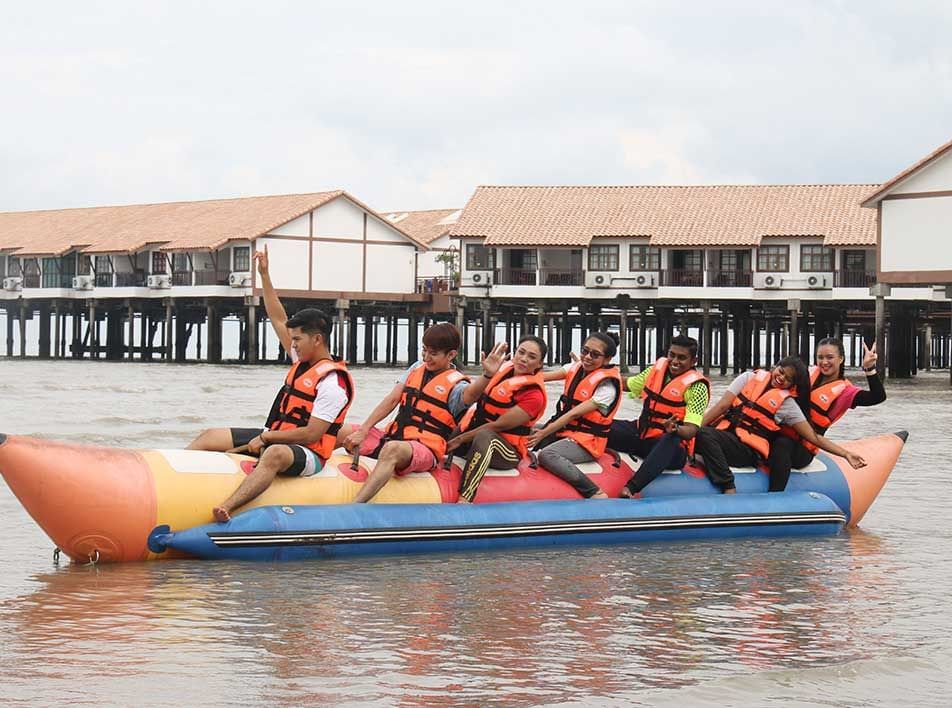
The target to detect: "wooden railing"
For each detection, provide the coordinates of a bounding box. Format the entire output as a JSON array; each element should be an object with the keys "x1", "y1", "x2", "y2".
[
  {"x1": 540, "y1": 268, "x2": 583, "y2": 286},
  {"x1": 194, "y1": 269, "x2": 231, "y2": 286},
  {"x1": 494, "y1": 268, "x2": 537, "y2": 286},
  {"x1": 662, "y1": 268, "x2": 704, "y2": 287},
  {"x1": 835, "y1": 270, "x2": 876, "y2": 287},
  {"x1": 115, "y1": 272, "x2": 147, "y2": 287},
  {"x1": 171, "y1": 271, "x2": 192, "y2": 286},
  {"x1": 706, "y1": 269, "x2": 753, "y2": 287}
]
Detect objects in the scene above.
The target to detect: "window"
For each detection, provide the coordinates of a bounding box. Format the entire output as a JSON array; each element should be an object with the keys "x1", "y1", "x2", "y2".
[
  {"x1": 95, "y1": 255, "x2": 113, "y2": 287},
  {"x1": 151, "y1": 251, "x2": 167, "y2": 274},
  {"x1": 172, "y1": 253, "x2": 190, "y2": 272},
  {"x1": 42, "y1": 257, "x2": 59, "y2": 288},
  {"x1": 842, "y1": 249, "x2": 868, "y2": 271},
  {"x1": 757, "y1": 245, "x2": 789, "y2": 272},
  {"x1": 800, "y1": 245, "x2": 833, "y2": 272},
  {"x1": 466, "y1": 243, "x2": 495, "y2": 270},
  {"x1": 232, "y1": 246, "x2": 251, "y2": 272},
  {"x1": 629, "y1": 245, "x2": 660, "y2": 271},
  {"x1": 588, "y1": 244, "x2": 619, "y2": 271},
  {"x1": 0, "y1": 256, "x2": 5, "y2": 279}
]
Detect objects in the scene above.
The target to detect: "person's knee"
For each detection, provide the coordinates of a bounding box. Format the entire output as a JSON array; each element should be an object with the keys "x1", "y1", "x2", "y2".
[
  {"x1": 259, "y1": 444, "x2": 294, "y2": 472},
  {"x1": 472, "y1": 428, "x2": 497, "y2": 447},
  {"x1": 538, "y1": 447, "x2": 561, "y2": 467},
  {"x1": 378, "y1": 441, "x2": 407, "y2": 463}
]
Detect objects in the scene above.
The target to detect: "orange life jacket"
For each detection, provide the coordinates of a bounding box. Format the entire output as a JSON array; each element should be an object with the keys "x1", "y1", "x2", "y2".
[
  {"x1": 458, "y1": 361, "x2": 547, "y2": 458},
  {"x1": 265, "y1": 357, "x2": 354, "y2": 461},
  {"x1": 781, "y1": 365, "x2": 851, "y2": 454},
  {"x1": 715, "y1": 369, "x2": 794, "y2": 459},
  {"x1": 552, "y1": 362, "x2": 622, "y2": 457},
  {"x1": 638, "y1": 357, "x2": 710, "y2": 456},
  {"x1": 387, "y1": 365, "x2": 470, "y2": 459}
]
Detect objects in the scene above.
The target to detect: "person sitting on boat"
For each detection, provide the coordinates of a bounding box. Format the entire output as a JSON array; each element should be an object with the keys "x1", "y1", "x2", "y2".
[
  {"x1": 527, "y1": 332, "x2": 623, "y2": 499},
  {"x1": 767, "y1": 338, "x2": 885, "y2": 492},
  {"x1": 340, "y1": 324, "x2": 506, "y2": 503},
  {"x1": 449, "y1": 335, "x2": 549, "y2": 503},
  {"x1": 607, "y1": 335, "x2": 710, "y2": 499},
  {"x1": 694, "y1": 356, "x2": 866, "y2": 494},
  {"x1": 188, "y1": 248, "x2": 354, "y2": 522}
]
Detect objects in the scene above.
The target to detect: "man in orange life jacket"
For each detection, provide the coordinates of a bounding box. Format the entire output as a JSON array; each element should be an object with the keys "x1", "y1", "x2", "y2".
[
  {"x1": 607, "y1": 335, "x2": 710, "y2": 498},
  {"x1": 339, "y1": 323, "x2": 506, "y2": 503},
  {"x1": 188, "y1": 248, "x2": 353, "y2": 521}
]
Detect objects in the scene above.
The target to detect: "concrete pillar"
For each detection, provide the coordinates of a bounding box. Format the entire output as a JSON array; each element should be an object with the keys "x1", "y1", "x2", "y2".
[
  {"x1": 408, "y1": 314, "x2": 419, "y2": 363},
  {"x1": 364, "y1": 314, "x2": 374, "y2": 366},
  {"x1": 619, "y1": 309, "x2": 629, "y2": 374},
  {"x1": 207, "y1": 303, "x2": 222, "y2": 364},
  {"x1": 546, "y1": 315, "x2": 555, "y2": 366},
  {"x1": 719, "y1": 307, "x2": 729, "y2": 376},
  {"x1": 788, "y1": 300, "x2": 800, "y2": 363},
  {"x1": 126, "y1": 303, "x2": 135, "y2": 360},
  {"x1": 6, "y1": 306, "x2": 15, "y2": 357},
  {"x1": 38, "y1": 303, "x2": 51, "y2": 359},
  {"x1": 53, "y1": 302, "x2": 61, "y2": 359},
  {"x1": 347, "y1": 311, "x2": 358, "y2": 363},
  {"x1": 246, "y1": 300, "x2": 258, "y2": 364},
  {"x1": 88, "y1": 300, "x2": 98, "y2": 359},
  {"x1": 872, "y1": 284, "x2": 889, "y2": 379},
  {"x1": 481, "y1": 301, "x2": 492, "y2": 354},
  {"x1": 701, "y1": 301, "x2": 712, "y2": 377}
]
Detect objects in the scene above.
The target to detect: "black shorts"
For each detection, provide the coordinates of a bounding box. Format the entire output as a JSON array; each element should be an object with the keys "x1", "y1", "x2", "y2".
[{"x1": 228, "y1": 427, "x2": 323, "y2": 477}]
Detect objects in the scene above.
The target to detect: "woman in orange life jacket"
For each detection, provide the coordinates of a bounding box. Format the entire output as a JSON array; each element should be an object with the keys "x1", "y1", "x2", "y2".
[
  {"x1": 608, "y1": 334, "x2": 711, "y2": 498},
  {"x1": 449, "y1": 335, "x2": 548, "y2": 503},
  {"x1": 339, "y1": 324, "x2": 507, "y2": 503},
  {"x1": 528, "y1": 332, "x2": 623, "y2": 499},
  {"x1": 767, "y1": 337, "x2": 885, "y2": 492},
  {"x1": 695, "y1": 356, "x2": 867, "y2": 494},
  {"x1": 187, "y1": 248, "x2": 354, "y2": 522}
]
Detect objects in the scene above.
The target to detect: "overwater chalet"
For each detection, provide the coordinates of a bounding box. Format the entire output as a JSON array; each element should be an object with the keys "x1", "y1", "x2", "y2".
[
  {"x1": 382, "y1": 208, "x2": 462, "y2": 293},
  {"x1": 0, "y1": 191, "x2": 430, "y2": 363}
]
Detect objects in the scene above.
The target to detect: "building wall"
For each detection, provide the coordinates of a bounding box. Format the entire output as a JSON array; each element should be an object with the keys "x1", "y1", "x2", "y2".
[
  {"x1": 881, "y1": 196, "x2": 952, "y2": 273},
  {"x1": 315, "y1": 198, "x2": 363, "y2": 240},
  {"x1": 890, "y1": 151, "x2": 952, "y2": 194}
]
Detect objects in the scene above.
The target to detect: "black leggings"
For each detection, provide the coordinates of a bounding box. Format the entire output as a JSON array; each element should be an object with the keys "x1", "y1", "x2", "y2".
[
  {"x1": 766, "y1": 436, "x2": 815, "y2": 492},
  {"x1": 608, "y1": 421, "x2": 686, "y2": 494},
  {"x1": 693, "y1": 427, "x2": 758, "y2": 491}
]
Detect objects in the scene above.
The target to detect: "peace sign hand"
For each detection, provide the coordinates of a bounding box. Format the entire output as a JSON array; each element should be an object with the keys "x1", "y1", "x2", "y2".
[
  {"x1": 480, "y1": 342, "x2": 509, "y2": 378},
  {"x1": 862, "y1": 341, "x2": 878, "y2": 370}
]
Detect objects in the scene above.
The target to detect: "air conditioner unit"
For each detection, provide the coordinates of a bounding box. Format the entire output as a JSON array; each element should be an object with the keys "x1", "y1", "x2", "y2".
[
  {"x1": 229, "y1": 271, "x2": 252, "y2": 288},
  {"x1": 754, "y1": 273, "x2": 783, "y2": 289},
  {"x1": 147, "y1": 274, "x2": 172, "y2": 289},
  {"x1": 806, "y1": 273, "x2": 832, "y2": 289},
  {"x1": 3, "y1": 277, "x2": 22, "y2": 292},
  {"x1": 72, "y1": 275, "x2": 95, "y2": 290},
  {"x1": 632, "y1": 272, "x2": 658, "y2": 288},
  {"x1": 466, "y1": 271, "x2": 493, "y2": 286},
  {"x1": 586, "y1": 272, "x2": 612, "y2": 288}
]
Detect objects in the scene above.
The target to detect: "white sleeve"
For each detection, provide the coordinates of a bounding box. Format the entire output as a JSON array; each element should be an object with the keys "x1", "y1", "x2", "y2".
[
  {"x1": 310, "y1": 374, "x2": 350, "y2": 423},
  {"x1": 591, "y1": 380, "x2": 619, "y2": 414}
]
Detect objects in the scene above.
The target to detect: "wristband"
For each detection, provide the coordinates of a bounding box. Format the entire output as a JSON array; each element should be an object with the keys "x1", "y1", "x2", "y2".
[
  {"x1": 864, "y1": 367, "x2": 877, "y2": 374},
  {"x1": 482, "y1": 373, "x2": 493, "y2": 379}
]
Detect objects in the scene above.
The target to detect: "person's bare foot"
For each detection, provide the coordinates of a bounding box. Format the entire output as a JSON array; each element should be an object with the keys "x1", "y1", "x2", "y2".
[
  {"x1": 212, "y1": 506, "x2": 232, "y2": 522},
  {"x1": 457, "y1": 497, "x2": 472, "y2": 504},
  {"x1": 723, "y1": 487, "x2": 737, "y2": 495},
  {"x1": 591, "y1": 491, "x2": 609, "y2": 499},
  {"x1": 619, "y1": 486, "x2": 634, "y2": 499}
]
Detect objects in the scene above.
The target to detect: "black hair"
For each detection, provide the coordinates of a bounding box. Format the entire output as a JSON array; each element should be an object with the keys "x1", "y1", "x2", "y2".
[
  {"x1": 669, "y1": 334, "x2": 699, "y2": 359},
  {"x1": 776, "y1": 355, "x2": 811, "y2": 417},
  {"x1": 286, "y1": 308, "x2": 332, "y2": 341},
  {"x1": 517, "y1": 334, "x2": 548, "y2": 363},
  {"x1": 816, "y1": 337, "x2": 846, "y2": 380},
  {"x1": 586, "y1": 331, "x2": 618, "y2": 360}
]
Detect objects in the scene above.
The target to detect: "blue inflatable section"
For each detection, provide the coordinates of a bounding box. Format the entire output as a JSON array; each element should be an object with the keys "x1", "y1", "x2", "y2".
[
  {"x1": 151, "y1": 492, "x2": 846, "y2": 562},
  {"x1": 642, "y1": 452, "x2": 853, "y2": 522}
]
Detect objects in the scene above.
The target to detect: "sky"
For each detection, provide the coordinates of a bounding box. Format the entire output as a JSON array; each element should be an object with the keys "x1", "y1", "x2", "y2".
[{"x1": 2, "y1": 1, "x2": 951, "y2": 214}]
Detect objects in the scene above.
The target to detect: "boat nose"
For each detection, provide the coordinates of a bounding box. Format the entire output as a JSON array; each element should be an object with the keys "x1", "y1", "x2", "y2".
[
  {"x1": 0, "y1": 434, "x2": 156, "y2": 563},
  {"x1": 839, "y1": 431, "x2": 907, "y2": 528}
]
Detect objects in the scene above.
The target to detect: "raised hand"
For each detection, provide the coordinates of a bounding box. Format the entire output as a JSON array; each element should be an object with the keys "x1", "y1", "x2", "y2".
[
  {"x1": 569, "y1": 351, "x2": 580, "y2": 363},
  {"x1": 480, "y1": 341, "x2": 509, "y2": 378},
  {"x1": 862, "y1": 341, "x2": 878, "y2": 370},
  {"x1": 254, "y1": 245, "x2": 270, "y2": 277}
]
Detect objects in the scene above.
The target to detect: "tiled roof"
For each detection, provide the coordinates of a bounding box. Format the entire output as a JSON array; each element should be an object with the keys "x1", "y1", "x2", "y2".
[
  {"x1": 0, "y1": 190, "x2": 425, "y2": 256},
  {"x1": 450, "y1": 185, "x2": 878, "y2": 247},
  {"x1": 381, "y1": 208, "x2": 460, "y2": 245},
  {"x1": 861, "y1": 137, "x2": 952, "y2": 207}
]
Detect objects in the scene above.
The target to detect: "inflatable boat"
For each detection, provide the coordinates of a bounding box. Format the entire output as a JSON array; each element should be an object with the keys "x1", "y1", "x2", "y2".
[{"x1": 0, "y1": 431, "x2": 906, "y2": 564}]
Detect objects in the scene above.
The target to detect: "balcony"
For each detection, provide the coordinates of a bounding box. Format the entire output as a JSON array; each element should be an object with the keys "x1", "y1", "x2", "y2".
[
  {"x1": 171, "y1": 270, "x2": 193, "y2": 286},
  {"x1": 95, "y1": 272, "x2": 114, "y2": 288},
  {"x1": 194, "y1": 269, "x2": 231, "y2": 286},
  {"x1": 494, "y1": 268, "x2": 537, "y2": 286},
  {"x1": 707, "y1": 269, "x2": 753, "y2": 287},
  {"x1": 662, "y1": 268, "x2": 704, "y2": 287},
  {"x1": 835, "y1": 270, "x2": 876, "y2": 288},
  {"x1": 23, "y1": 274, "x2": 40, "y2": 288},
  {"x1": 115, "y1": 272, "x2": 147, "y2": 287},
  {"x1": 540, "y1": 268, "x2": 583, "y2": 286},
  {"x1": 415, "y1": 275, "x2": 458, "y2": 293}
]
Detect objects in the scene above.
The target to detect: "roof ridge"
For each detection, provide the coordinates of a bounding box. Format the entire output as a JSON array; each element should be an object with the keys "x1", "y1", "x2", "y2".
[
  {"x1": 474, "y1": 183, "x2": 879, "y2": 189},
  {"x1": 0, "y1": 190, "x2": 345, "y2": 217},
  {"x1": 381, "y1": 207, "x2": 460, "y2": 214}
]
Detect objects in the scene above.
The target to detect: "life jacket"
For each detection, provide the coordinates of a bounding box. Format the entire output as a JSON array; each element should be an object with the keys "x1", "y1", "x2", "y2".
[
  {"x1": 458, "y1": 361, "x2": 547, "y2": 458},
  {"x1": 552, "y1": 362, "x2": 622, "y2": 457},
  {"x1": 386, "y1": 365, "x2": 470, "y2": 459},
  {"x1": 264, "y1": 357, "x2": 354, "y2": 461},
  {"x1": 638, "y1": 357, "x2": 710, "y2": 456},
  {"x1": 715, "y1": 369, "x2": 794, "y2": 459},
  {"x1": 781, "y1": 365, "x2": 851, "y2": 454}
]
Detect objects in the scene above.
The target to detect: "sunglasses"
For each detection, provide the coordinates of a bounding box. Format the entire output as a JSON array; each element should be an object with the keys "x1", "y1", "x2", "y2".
[{"x1": 580, "y1": 346, "x2": 606, "y2": 359}]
